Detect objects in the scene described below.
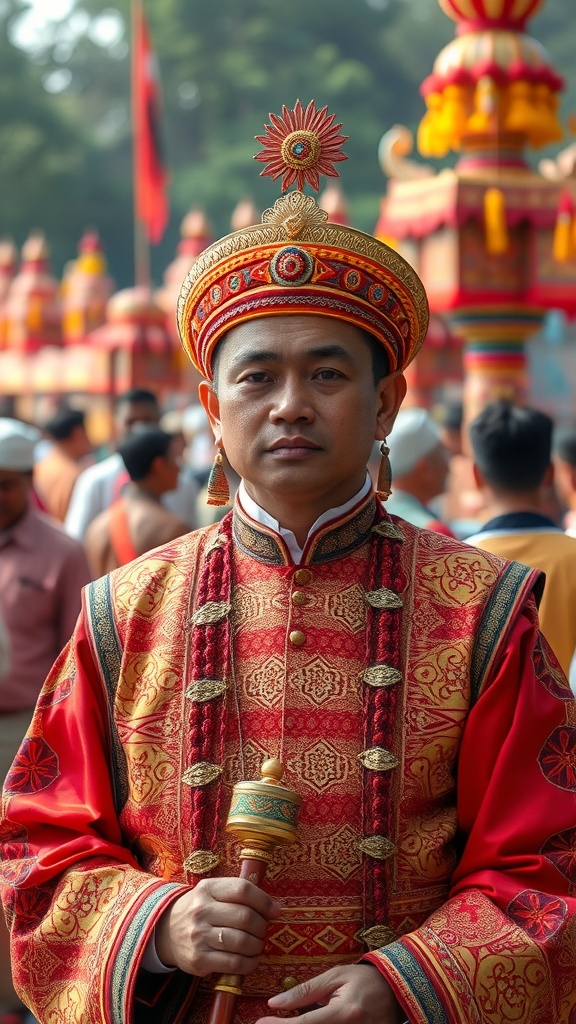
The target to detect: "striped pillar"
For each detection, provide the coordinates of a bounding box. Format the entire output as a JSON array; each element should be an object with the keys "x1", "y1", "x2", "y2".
[{"x1": 446, "y1": 305, "x2": 545, "y2": 440}]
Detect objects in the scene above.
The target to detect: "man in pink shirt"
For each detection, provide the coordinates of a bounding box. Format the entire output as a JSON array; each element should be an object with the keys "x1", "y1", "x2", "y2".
[{"x1": 0, "y1": 418, "x2": 91, "y2": 1024}]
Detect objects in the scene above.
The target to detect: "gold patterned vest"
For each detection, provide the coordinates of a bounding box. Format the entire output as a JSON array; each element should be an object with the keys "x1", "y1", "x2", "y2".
[{"x1": 99, "y1": 493, "x2": 539, "y2": 1021}]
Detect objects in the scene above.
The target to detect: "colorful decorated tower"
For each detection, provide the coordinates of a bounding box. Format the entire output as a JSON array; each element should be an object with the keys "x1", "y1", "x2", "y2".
[
  {"x1": 376, "y1": 0, "x2": 576, "y2": 424},
  {"x1": 61, "y1": 229, "x2": 114, "y2": 345},
  {"x1": 3, "y1": 232, "x2": 62, "y2": 353},
  {"x1": 0, "y1": 240, "x2": 18, "y2": 350},
  {"x1": 156, "y1": 209, "x2": 213, "y2": 346},
  {"x1": 88, "y1": 285, "x2": 179, "y2": 399}
]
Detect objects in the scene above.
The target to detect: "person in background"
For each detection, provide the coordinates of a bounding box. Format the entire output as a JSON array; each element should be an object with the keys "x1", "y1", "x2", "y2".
[
  {"x1": 65, "y1": 389, "x2": 198, "y2": 539},
  {"x1": 84, "y1": 427, "x2": 190, "y2": 577},
  {"x1": 553, "y1": 423, "x2": 576, "y2": 536},
  {"x1": 466, "y1": 400, "x2": 576, "y2": 676},
  {"x1": 385, "y1": 407, "x2": 454, "y2": 535},
  {"x1": 34, "y1": 407, "x2": 92, "y2": 523},
  {"x1": 0, "y1": 418, "x2": 91, "y2": 1024},
  {"x1": 181, "y1": 404, "x2": 216, "y2": 489}
]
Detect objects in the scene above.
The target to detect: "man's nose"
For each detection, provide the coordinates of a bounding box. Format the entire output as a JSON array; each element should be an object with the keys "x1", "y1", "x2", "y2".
[{"x1": 269, "y1": 379, "x2": 314, "y2": 422}]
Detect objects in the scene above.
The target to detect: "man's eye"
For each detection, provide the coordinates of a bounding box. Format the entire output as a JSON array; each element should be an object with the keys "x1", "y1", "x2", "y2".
[
  {"x1": 244, "y1": 372, "x2": 270, "y2": 383},
  {"x1": 315, "y1": 369, "x2": 340, "y2": 380}
]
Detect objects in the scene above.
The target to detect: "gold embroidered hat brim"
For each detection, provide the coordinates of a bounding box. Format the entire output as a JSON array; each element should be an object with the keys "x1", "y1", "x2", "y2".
[{"x1": 177, "y1": 191, "x2": 429, "y2": 381}]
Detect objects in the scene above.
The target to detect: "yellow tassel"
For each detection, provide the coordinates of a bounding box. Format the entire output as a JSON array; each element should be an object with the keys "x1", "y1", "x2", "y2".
[
  {"x1": 417, "y1": 93, "x2": 448, "y2": 157},
  {"x1": 468, "y1": 77, "x2": 500, "y2": 134},
  {"x1": 504, "y1": 80, "x2": 534, "y2": 136},
  {"x1": 206, "y1": 450, "x2": 230, "y2": 506},
  {"x1": 530, "y1": 83, "x2": 563, "y2": 148},
  {"x1": 437, "y1": 85, "x2": 470, "y2": 151},
  {"x1": 27, "y1": 297, "x2": 43, "y2": 332},
  {"x1": 553, "y1": 213, "x2": 573, "y2": 263},
  {"x1": 484, "y1": 188, "x2": 509, "y2": 255}
]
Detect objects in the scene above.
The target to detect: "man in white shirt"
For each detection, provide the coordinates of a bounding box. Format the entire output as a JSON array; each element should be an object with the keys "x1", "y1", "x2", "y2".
[{"x1": 65, "y1": 388, "x2": 198, "y2": 539}]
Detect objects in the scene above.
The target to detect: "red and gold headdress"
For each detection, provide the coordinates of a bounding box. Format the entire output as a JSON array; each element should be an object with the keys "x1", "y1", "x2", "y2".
[{"x1": 178, "y1": 100, "x2": 429, "y2": 380}]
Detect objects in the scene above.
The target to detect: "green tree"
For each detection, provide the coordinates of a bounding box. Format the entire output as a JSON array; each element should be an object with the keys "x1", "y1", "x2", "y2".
[
  {"x1": 3, "y1": 0, "x2": 572, "y2": 287},
  {"x1": 0, "y1": 0, "x2": 133, "y2": 278}
]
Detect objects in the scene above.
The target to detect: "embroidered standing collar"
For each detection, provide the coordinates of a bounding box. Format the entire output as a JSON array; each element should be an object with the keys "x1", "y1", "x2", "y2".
[{"x1": 233, "y1": 493, "x2": 379, "y2": 565}]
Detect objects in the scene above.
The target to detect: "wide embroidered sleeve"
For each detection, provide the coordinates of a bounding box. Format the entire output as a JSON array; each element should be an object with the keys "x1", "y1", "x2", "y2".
[
  {"x1": 365, "y1": 599, "x2": 576, "y2": 1024},
  {"x1": 0, "y1": 610, "x2": 192, "y2": 1024}
]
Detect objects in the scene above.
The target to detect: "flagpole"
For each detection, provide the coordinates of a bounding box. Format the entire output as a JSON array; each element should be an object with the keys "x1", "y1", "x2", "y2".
[{"x1": 131, "y1": 0, "x2": 151, "y2": 289}]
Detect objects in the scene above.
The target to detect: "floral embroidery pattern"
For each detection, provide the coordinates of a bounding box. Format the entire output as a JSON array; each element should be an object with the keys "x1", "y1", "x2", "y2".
[
  {"x1": 0, "y1": 820, "x2": 33, "y2": 887},
  {"x1": 533, "y1": 638, "x2": 572, "y2": 701},
  {"x1": 538, "y1": 726, "x2": 576, "y2": 791},
  {"x1": 507, "y1": 889, "x2": 567, "y2": 942},
  {"x1": 541, "y1": 827, "x2": 576, "y2": 884},
  {"x1": 4, "y1": 737, "x2": 59, "y2": 795},
  {"x1": 37, "y1": 672, "x2": 76, "y2": 710}
]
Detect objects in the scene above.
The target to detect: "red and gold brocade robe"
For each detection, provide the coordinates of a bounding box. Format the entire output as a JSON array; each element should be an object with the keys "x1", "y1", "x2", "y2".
[{"x1": 1, "y1": 494, "x2": 576, "y2": 1024}]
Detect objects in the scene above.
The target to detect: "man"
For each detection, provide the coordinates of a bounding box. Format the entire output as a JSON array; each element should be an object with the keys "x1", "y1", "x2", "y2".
[
  {"x1": 1, "y1": 105, "x2": 575, "y2": 1024},
  {"x1": 64, "y1": 389, "x2": 198, "y2": 539},
  {"x1": 553, "y1": 423, "x2": 576, "y2": 536},
  {"x1": 466, "y1": 400, "x2": 576, "y2": 675},
  {"x1": 85, "y1": 427, "x2": 190, "y2": 576},
  {"x1": 385, "y1": 407, "x2": 454, "y2": 535},
  {"x1": 34, "y1": 406, "x2": 92, "y2": 522},
  {"x1": 0, "y1": 418, "x2": 91, "y2": 1023}
]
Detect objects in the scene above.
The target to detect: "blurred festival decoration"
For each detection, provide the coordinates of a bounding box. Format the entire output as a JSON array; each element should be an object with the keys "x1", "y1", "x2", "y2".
[{"x1": 376, "y1": 0, "x2": 576, "y2": 425}]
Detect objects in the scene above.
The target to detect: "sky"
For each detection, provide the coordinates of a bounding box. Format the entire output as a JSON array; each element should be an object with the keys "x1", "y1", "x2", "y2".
[{"x1": 10, "y1": 0, "x2": 124, "y2": 54}]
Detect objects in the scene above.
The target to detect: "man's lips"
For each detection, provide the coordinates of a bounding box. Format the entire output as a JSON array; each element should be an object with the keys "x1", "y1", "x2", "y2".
[
  {"x1": 266, "y1": 436, "x2": 319, "y2": 456},
  {"x1": 267, "y1": 437, "x2": 322, "y2": 452}
]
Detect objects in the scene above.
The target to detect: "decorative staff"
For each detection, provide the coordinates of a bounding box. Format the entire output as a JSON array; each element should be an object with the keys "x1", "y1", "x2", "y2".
[{"x1": 207, "y1": 758, "x2": 302, "y2": 1024}]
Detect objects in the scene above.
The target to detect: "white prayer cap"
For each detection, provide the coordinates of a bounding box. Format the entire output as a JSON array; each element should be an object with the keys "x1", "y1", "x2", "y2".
[
  {"x1": 0, "y1": 418, "x2": 40, "y2": 471},
  {"x1": 387, "y1": 408, "x2": 442, "y2": 477}
]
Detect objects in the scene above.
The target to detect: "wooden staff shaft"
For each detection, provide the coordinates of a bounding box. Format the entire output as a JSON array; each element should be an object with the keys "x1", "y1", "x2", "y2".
[{"x1": 207, "y1": 854, "x2": 270, "y2": 1024}]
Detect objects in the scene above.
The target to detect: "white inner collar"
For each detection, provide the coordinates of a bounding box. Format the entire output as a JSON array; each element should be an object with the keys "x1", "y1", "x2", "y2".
[{"x1": 238, "y1": 474, "x2": 372, "y2": 564}]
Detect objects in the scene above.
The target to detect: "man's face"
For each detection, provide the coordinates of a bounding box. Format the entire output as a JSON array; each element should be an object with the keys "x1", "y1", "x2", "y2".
[
  {"x1": 69, "y1": 424, "x2": 92, "y2": 461},
  {"x1": 115, "y1": 401, "x2": 159, "y2": 437},
  {"x1": 200, "y1": 315, "x2": 405, "y2": 516},
  {"x1": 0, "y1": 470, "x2": 31, "y2": 530}
]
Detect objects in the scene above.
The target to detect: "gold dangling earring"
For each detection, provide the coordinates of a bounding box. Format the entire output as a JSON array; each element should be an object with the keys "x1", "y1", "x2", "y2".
[
  {"x1": 206, "y1": 448, "x2": 230, "y2": 506},
  {"x1": 376, "y1": 441, "x2": 392, "y2": 501}
]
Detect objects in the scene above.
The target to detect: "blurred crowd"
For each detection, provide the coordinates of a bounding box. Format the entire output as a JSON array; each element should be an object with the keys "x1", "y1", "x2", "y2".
[{"x1": 1, "y1": 389, "x2": 576, "y2": 1018}]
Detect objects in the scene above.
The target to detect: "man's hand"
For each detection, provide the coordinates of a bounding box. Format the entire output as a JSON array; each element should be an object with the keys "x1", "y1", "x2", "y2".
[
  {"x1": 154, "y1": 877, "x2": 281, "y2": 977},
  {"x1": 256, "y1": 965, "x2": 405, "y2": 1024}
]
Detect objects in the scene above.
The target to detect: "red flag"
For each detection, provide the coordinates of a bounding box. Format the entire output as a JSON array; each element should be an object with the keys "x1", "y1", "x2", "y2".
[{"x1": 132, "y1": 1, "x2": 169, "y2": 244}]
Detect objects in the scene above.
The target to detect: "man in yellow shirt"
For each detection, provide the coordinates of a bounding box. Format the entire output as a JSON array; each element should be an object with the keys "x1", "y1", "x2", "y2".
[{"x1": 466, "y1": 399, "x2": 576, "y2": 674}]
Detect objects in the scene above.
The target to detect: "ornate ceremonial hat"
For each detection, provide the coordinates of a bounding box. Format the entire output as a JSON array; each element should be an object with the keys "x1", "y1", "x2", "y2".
[{"x1": 177, "y1": 100, "x2": 429, "y2": 380}]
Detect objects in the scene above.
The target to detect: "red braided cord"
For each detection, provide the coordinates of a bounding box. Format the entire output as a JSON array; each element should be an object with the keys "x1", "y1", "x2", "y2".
[
  {"x1": 363, "y1": 506, "x2": 406, "y2": 933},
  {"x1": 209, "y1": 515, "x2": 234, "y2": 850},
  {"x1": 188, "y1": 514, "x2": 234, "y2": 860}
]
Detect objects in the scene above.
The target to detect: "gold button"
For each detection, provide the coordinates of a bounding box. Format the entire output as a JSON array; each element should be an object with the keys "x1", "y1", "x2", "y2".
[
  {"x1": 294, "y1": 568, "x2": 312, "y2": 585},
  {"x1": 292, "y1": 590, "x2": 307, "y2": 606},
  {"x1": 282, "y1": 976, "x2": 299, "y2": 991},
  {"x1": 289, "y1": 630, "x2": 306, "y2": 647}
]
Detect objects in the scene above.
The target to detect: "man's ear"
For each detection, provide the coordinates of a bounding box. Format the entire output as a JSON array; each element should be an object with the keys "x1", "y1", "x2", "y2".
[
  {"x1": 198, "y1": 380, "x2": 222, "y2": 446},
  {"x1": 375, "y1": 371, "x2": 407, "y2": 441},
  {"x1": 472, "y1": 462, "x2": 484, "y2": 491},
  {"x1": 543, "y1": 462, "x2": 554, "y2": 490}
]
